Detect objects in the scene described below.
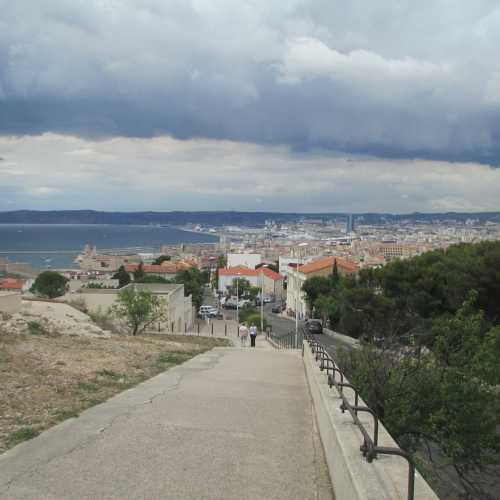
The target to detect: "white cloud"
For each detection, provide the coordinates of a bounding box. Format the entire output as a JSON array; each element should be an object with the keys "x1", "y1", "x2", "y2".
[
  {"x1": 280, "y1": 37, "x2": 449, "y2": 87},
  {"x1": 0, "y1": 133, "x2": 499, "y2": 212}
]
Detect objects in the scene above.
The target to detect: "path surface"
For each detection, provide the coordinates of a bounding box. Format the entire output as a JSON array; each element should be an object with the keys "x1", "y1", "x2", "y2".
[{"x1": 0, "y1": 337, "x2": 333, "y2": 500}]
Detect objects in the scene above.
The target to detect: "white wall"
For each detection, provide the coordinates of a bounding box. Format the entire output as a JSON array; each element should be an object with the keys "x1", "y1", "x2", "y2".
[
  {"x1": 227, "y1": 253, "x2": 262, "y2": 269},
  {"x1": 218, "y1": 274, "x2": 259, "y2": 293},
  {"x1": 278, "y1": 256, "x2": 306, "y2": 276},
  {"x1": 74, "y1": 286, "x2": 192, "y2": 334}
]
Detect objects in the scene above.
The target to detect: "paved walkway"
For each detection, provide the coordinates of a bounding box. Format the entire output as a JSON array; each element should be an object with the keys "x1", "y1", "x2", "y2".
[{"x1": 0, "y1": 337, "x2": 333, "y2": 500}]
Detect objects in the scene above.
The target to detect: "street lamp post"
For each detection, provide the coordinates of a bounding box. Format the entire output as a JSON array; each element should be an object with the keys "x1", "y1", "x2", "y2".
[
  {"x1": 295, "y1": 268, "x2": 299, "y2": 347},
  {"x1": 236, "y1": 278, "x2": 239, "y2": 326},
  {"x1": 260, "y1": 270, "x2": 264, "y2": 334}
]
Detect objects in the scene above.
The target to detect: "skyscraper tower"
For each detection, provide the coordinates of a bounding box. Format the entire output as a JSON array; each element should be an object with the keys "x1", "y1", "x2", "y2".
[{"x1": 346, "y1": 214, "x2": 355, "y2": 233}]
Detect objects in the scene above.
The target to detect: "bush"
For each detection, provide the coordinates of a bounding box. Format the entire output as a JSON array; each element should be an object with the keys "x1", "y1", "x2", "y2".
[
  {"x1": 27, "y1": 320, "x2": 50, "y2": 336},
  {"x1": 88, "y1": 307, "x2": 119, "y2": 333},
  {"x1": 31, "y1": 271, "x2": 68, "y2": 298},
  {"x1": 238, "y1": 307, "x2": 267, "y2": 332}
]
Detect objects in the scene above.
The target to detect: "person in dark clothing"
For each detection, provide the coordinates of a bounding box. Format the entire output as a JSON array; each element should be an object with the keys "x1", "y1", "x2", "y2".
[{"x1": 249, "y1": 323, "x2": 257, "y2": 347}]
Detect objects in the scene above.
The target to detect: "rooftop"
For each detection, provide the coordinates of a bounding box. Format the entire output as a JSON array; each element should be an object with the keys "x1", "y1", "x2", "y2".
[
  {"x1": 0, "y1": 278, "x2": 24, "y2": 290},
  {"x1": 297, "y1": 256, "x2": 358, "y2": 274}
]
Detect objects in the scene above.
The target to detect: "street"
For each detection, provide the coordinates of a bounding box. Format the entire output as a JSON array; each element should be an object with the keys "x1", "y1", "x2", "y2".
[{"x1": 200, "y1": 289, "x2": 355, "y2": 356}]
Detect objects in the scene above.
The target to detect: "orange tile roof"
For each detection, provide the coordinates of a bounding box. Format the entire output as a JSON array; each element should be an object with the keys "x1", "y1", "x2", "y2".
[
  {"x1": 297, "y1": 256, "x2": 358, "y2": 274},
  {"x1": 218, "y1": 266, "x2": 284, "y2": 281},
  {"x1": 125, "y1": 261, "x2": 196, "y2": 274},
  {"x1": 218, "y1": 266, "x2": 260, "y2": 277},
  {"x1": 259, "y1": 267, "x2": 284, "y2": 281},
  {"x1": 0, "y1": 278, "x2": 24, "y2": 290}
]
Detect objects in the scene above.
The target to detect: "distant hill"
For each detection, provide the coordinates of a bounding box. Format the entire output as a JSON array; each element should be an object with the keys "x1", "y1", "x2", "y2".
[{"x1": 0, "y1": 210, "x2": 500, "y2": 225}]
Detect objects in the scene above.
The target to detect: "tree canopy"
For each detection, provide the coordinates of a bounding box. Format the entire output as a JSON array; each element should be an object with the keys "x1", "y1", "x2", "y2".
[
  {"x1": 112, "y1": 265, "x2": 131, "y2": 288},
  {"x1": 174, "y1": 267, "x2": 207, "y2": 309},
  {"x1": 111, "y1": 286, "x2": 166, "y2": 336},
  {"x1": 152, "y1": 255, "x2": 171, "y2": 265},
  {"x1": 31, "y1": 271, "x2": 68, "y2": 298},
  {"x1": 321, "y1": 241, "x2": 500, "y2": 498}
]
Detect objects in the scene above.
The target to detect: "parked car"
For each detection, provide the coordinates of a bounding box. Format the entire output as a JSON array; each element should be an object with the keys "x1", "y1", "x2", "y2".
[
  {"x1": 305, "y1": 319, "x2": 323, "y2": 334},
  {"x1": 198, "y1": 305, "x2": 219, "y2": 318}
]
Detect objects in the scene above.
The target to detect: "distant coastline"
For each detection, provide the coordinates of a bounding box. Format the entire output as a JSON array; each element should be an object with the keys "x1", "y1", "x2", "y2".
[
  {"x1": 0, "y1": 224, "x2": 217, "y2": 270},
  {"x1": 1, "y1": 209, "x2": 500, "y2": 226}
]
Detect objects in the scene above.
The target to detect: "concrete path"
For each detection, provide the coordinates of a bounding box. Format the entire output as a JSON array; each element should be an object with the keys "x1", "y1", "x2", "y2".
[{"x1": 0, "y1": 338, "x2": 333, "y2": 500}]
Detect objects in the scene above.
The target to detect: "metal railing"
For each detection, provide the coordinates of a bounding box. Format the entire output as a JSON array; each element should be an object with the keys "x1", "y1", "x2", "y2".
[
  {"x1": 266, "y1": 328, "x2": 303, "y2": 349},
  {"x1": 304, "y1": 333, "x2": 416, "y2": 500}
]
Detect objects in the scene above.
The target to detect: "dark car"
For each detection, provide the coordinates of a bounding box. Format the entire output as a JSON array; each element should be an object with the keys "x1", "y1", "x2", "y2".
[
  {"x1": 271, "y1": 303, "x2": 283, "y2": 313},
  {"x1": 305, "y1": 319, "x2": 323, "y2": 334}
]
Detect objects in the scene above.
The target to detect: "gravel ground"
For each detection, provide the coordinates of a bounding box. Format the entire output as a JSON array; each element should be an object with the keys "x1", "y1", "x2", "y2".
[{"x1": 0, "y1": 323, "x2": 228, "y2": 454}]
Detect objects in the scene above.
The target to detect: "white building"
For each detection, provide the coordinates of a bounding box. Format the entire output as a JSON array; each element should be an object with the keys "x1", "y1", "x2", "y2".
[
  {"x1": 76, "y1": 283, "x2": 193, "y2": 333},
  {"x1": 218, "y1": 266, "x2": 260, "y2": 293},
  {"x1": 227, "y1": 253, "x2": 262, "y2": 269},
  {"x1": 218, "y1": 265, "x2": 284, "y2": 300},
  {"x1": 286, "y1": 256, "x2": 358, "y2": 319},
  {"x1": 278, "y1": 256, "x2": 307, "y2": 276}
]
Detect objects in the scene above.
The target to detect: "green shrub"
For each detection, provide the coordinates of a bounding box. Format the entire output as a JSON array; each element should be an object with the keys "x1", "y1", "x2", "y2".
[
  {"x1": 7, "y1": 427, "x2": 39, "y2": 446},
  {"x1": 27, "y1": 321, "x2": 49, "y2": 336}
]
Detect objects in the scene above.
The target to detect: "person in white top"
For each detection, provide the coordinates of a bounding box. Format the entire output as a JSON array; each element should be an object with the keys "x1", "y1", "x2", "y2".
[
  {"x1": 249, "y1": 324, "x2": 258, "y2": 347},
  {"x1": 239, "y1": 323, "x2": 249, "y2": 347}
]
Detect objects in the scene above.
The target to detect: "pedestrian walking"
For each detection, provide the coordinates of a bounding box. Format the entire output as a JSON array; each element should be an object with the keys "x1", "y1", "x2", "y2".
[
  {"x1": 239, "y1": 323, "x2": 249, "y2": 347},
  {"x1": 249, "y1": 323, "x2": 257, "y2": 347}
]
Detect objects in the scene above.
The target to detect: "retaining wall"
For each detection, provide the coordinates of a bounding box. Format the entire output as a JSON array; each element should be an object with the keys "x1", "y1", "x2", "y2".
[{"x1": 303, "y1": 341, "x2": 439, "y2": 500}]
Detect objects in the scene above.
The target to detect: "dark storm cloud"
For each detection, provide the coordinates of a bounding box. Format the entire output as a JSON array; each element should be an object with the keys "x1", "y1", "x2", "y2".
[{"x1": 2, "y1": 1, "x2": 500, "y2": 164}]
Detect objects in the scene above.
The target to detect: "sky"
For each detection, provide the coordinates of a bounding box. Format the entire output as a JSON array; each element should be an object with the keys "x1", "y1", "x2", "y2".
[{"x1": 1, "y1": 0, "x2": 500, "y2": 213}]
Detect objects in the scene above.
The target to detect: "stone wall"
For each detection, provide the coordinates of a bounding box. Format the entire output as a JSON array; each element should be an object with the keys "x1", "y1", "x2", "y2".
[{"x1": 303, "y1": 341, "x2": 439, "y2": 500}]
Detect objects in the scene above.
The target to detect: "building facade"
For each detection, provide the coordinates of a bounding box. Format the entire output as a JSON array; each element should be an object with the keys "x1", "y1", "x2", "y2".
[
  {"x1": 286, "y1": 256, "x2": 358, "y2": 319},
  {"x1": 226, "y1": 253, "x2": 262, "y2": 269},
  {"x1": 76, "y1": 283, "x2": 193, "y2": 333},
  {"x1": 218, "y1": 265, "x2": 284, "y2": 300}
]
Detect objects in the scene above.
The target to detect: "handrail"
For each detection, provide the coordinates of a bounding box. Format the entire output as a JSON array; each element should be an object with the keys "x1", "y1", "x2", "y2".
[
  {"x1": 304, "y1": 332, "x2": 416, "y2": 500},
  {"x1": 266, "y1": 328, "x2": 303, "y2": 349}
]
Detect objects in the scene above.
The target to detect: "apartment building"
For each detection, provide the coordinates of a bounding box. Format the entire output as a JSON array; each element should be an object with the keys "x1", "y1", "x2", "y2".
[{"x1": 286, "y1": 256, "x2": 358, "y2": 318}]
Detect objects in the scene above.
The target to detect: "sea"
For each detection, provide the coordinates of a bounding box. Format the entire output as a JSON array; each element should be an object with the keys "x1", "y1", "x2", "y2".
[{"x1": 0, "y1": 224, "x2": 218, "y2": 270}]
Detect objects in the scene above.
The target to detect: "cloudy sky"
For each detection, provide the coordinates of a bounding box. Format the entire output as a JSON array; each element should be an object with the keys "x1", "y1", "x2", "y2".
[{"x1": 1, "y1": 0, "x2": 500, "y2": 213}]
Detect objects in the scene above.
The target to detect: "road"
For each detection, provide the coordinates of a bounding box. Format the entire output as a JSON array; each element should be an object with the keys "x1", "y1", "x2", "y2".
[{"x1": 201, "y1": 290, "x2": 355, "y2": 355}]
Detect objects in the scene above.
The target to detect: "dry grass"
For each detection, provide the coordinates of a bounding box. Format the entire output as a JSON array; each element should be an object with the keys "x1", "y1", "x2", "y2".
[{"x1": 0, "y1": 327, "x2": 228, "y2": 453}]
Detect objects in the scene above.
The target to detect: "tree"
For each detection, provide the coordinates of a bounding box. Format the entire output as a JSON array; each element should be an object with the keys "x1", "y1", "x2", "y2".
[
  {"x1": 112, "y1": 265, "x2": 131, "y2": 288},
  {"x1": 133, "y1": 263, "x2": 145, "y2": 281},
  {"x1": 314, "y1": 295, "x2": 339, "y2": 327},
  {"x1": 111, "y1": 286, "x2": 166, "y2": 336},
  {"x1": 332, "y1": 259, "x2": 339, "y2": 283},
  {"x1": 227, "y1": 278, "x2": 251, "y2": 298},
  {"x1": 256, "y1": 261, "x2": 279, "y2": 273},
  {"x1": 137, "y1": 275, "x2": 170, "y2": 284},
  {"x1": 174, "y1": 268, "x2": 205, "y2": 308},
  {"x1": 338, "y1": 293, "x2": 500, "y2": 499},
  {"x1": 248, "y1": 286, "x2": 260, "y2": 301},
  {"x1": 212, "y1": 254, "x2": 227, "y2": 289},
  {"x1": 153, "y1": 255, "x2": 171, "y2": 265},
  {"x1": 302, "y1": 276, "x2": 334, "y2": 311},
  {"x1": 31, "y1": 271, "x2": 68, "y2": 298}
]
